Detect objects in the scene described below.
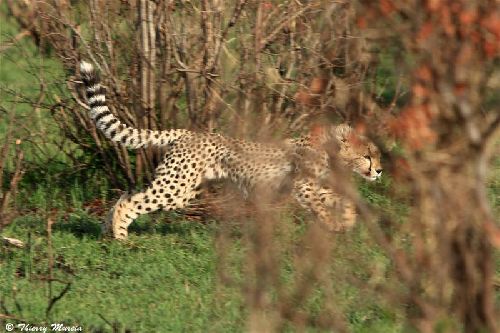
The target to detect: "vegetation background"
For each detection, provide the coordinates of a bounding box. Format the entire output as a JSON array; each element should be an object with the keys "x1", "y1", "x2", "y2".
[{"x1": 0, "y1": 1, "x2": 499, "y2": 332}]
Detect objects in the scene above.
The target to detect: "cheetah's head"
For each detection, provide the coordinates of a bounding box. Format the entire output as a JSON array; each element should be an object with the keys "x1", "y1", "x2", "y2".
[
  {"x1": 317, "y1": 124, "x2": 382, "y2": 181},
  {"x1": 335, "y1": 124, "x2": 382, "y2": 181}
]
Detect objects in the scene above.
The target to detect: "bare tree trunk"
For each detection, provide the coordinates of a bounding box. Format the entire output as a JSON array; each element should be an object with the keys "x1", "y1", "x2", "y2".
[{"x1": 137, "y1": 0, "x2": 157, "y2": 182}]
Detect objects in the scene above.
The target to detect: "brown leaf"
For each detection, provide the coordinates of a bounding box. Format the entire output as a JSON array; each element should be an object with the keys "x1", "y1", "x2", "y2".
[
  {"x1": 379, "y1": 0, "x2": 395, "y2": 16},
  {"x1": 417, "y1": 21, "x2": 434, "y2": 43},
  {"x1": 484, "y1": 220, "x2": 500, "y2": 249},
  {"x1": 426, "y1": 0, "x2": 442, "y2": 11},
  {"x1": 483, "y1": 40, "x2": 498, "y2": 58},
  {"x1": 482, "y1": 12, "x2": 500, "y2": 39},
  {"x1": 310, "y1": 77, "x2": 328, "y2": 95},
  {"x1": 412, "y1": 83, "x2": 428, "y2": 99},
  {"x1": 459, "y1": 9, "x2": 477, "y2": 26}
]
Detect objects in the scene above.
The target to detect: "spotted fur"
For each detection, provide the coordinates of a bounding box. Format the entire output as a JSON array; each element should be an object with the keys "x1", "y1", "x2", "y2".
[{"x1": 80, "y1": 61, "x2": 382, "y2": 239}]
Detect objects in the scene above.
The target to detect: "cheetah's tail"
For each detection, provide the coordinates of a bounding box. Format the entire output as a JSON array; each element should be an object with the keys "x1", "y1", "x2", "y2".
[{"x1": 79, "y1": 61, "x2": 189, "y2": 149}]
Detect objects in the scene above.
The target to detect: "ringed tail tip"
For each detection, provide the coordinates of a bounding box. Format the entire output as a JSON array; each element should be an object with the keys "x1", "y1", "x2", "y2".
[{"x1": 80, "y1": 61, "x2": 94, "y2": 74}]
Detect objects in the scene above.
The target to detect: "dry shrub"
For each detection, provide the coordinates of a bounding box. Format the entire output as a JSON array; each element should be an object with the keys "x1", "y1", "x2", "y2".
[
  {"x1": 0, "y1": 109, "x2": 25, "y2": 228},
  {"x1": 4, "y1": 0, "x2": 382, "y2": 187}
]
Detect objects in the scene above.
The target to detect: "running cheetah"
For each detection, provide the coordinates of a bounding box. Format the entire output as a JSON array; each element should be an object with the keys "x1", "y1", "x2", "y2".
[{"x1": 80, "y1": 61, "x2": 382, "y2": 239}]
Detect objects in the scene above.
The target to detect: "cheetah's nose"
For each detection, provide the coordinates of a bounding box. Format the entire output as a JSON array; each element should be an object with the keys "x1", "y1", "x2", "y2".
[{"x1": 376, "y1": 169, "x2": 382, "y2": 175}]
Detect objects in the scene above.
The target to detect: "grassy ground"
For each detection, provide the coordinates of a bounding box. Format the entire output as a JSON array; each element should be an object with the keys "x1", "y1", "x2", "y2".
[
  {"x1": 2, "y1": 216, "x2": 240, "y2": 332},
  {"x1": 1, "y1": 207, "x2": 404, "y2": 332}
]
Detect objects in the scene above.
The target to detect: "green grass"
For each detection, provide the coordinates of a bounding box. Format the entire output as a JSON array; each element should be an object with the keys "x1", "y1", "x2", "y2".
[
  {"x1": 2, "y1": 214, "x2": 241, "y2": 332},
  {"x1": 0, "y1": 2, "x2": 70, "y2": 175},
  {"x1": 1, "y1": 207, "x2": 406, "y2": 332}
]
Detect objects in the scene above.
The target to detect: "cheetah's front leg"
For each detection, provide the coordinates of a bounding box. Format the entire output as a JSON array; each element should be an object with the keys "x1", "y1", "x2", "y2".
[
  {"x1": 293, "y1": 179, "x2": 357, "y2": 232},
  {"x1": 339, "y1": 199, "x2": 356, "y2": 230},
  {"x1": 317, "y1": 190, "x2": 357, "y2": 231}
]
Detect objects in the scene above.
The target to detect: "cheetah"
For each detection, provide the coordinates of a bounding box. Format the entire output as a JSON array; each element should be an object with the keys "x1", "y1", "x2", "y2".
[{"x1": 80, "y1": 61, "x2": 382, "y2": 240}]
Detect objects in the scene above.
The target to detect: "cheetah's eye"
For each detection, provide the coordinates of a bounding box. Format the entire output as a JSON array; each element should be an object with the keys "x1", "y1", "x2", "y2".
[{"x1": 364, "y1": 155, "x2": 371, "y2": 160}]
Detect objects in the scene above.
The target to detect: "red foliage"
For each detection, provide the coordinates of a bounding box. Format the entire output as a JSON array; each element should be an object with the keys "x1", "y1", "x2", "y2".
[
  {"x1": 356, "y1": 16, "x2": 367, "y2": 29},
  {"x1": 481, "y1": 12, "x2": 500, "y2": 39},
  {"x1": 415, "y1": 65, "x2": 433, "y2": 82},
  {"x1": 412, "y1": 83, "x2": 428, "y2": 99},
  {"x1": 294, "y1": 77, "x2": 328, "y2": 106},
  {"x1": 459, "y1": 9, "x2": 478, "y2": 25},
  {"x1": 441, "y1": 7, "x2": 456, "y2": 37},
  {"x1": 389, "y1": 105, "x2": 436, "y2": 150},
  {"x1": 483, "y1": 40, "x2": 498, "y2": 58},
  {"x1": 480, "y1": 13, "x2": 500, "y2": 57},
  {"x1": 417, "y1": 21, "x2": 435, "y2": 43},
  {"x1": 425, "y1": 0, "x2": 442, "y2": 12},
  {"x1": 379, "y1": 0, "x2": 396, "y2": 16},
  {"x1": 454, "y1": 82, "x2": 468, "y2": 96}
]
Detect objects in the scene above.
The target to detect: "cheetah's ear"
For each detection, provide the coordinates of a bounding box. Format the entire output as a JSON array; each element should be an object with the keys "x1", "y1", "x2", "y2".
[{"x1": 334, "y1": 123, "x2": 353, "y2": 143}]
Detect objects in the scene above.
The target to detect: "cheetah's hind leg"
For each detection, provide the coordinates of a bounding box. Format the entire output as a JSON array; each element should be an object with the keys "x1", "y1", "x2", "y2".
[
  {"x1": 104, "y1": 193, "x2": 138, "y2": 240},
  {"x1": 103, "y1": 169, "x2": 203, "y2": 240}
]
